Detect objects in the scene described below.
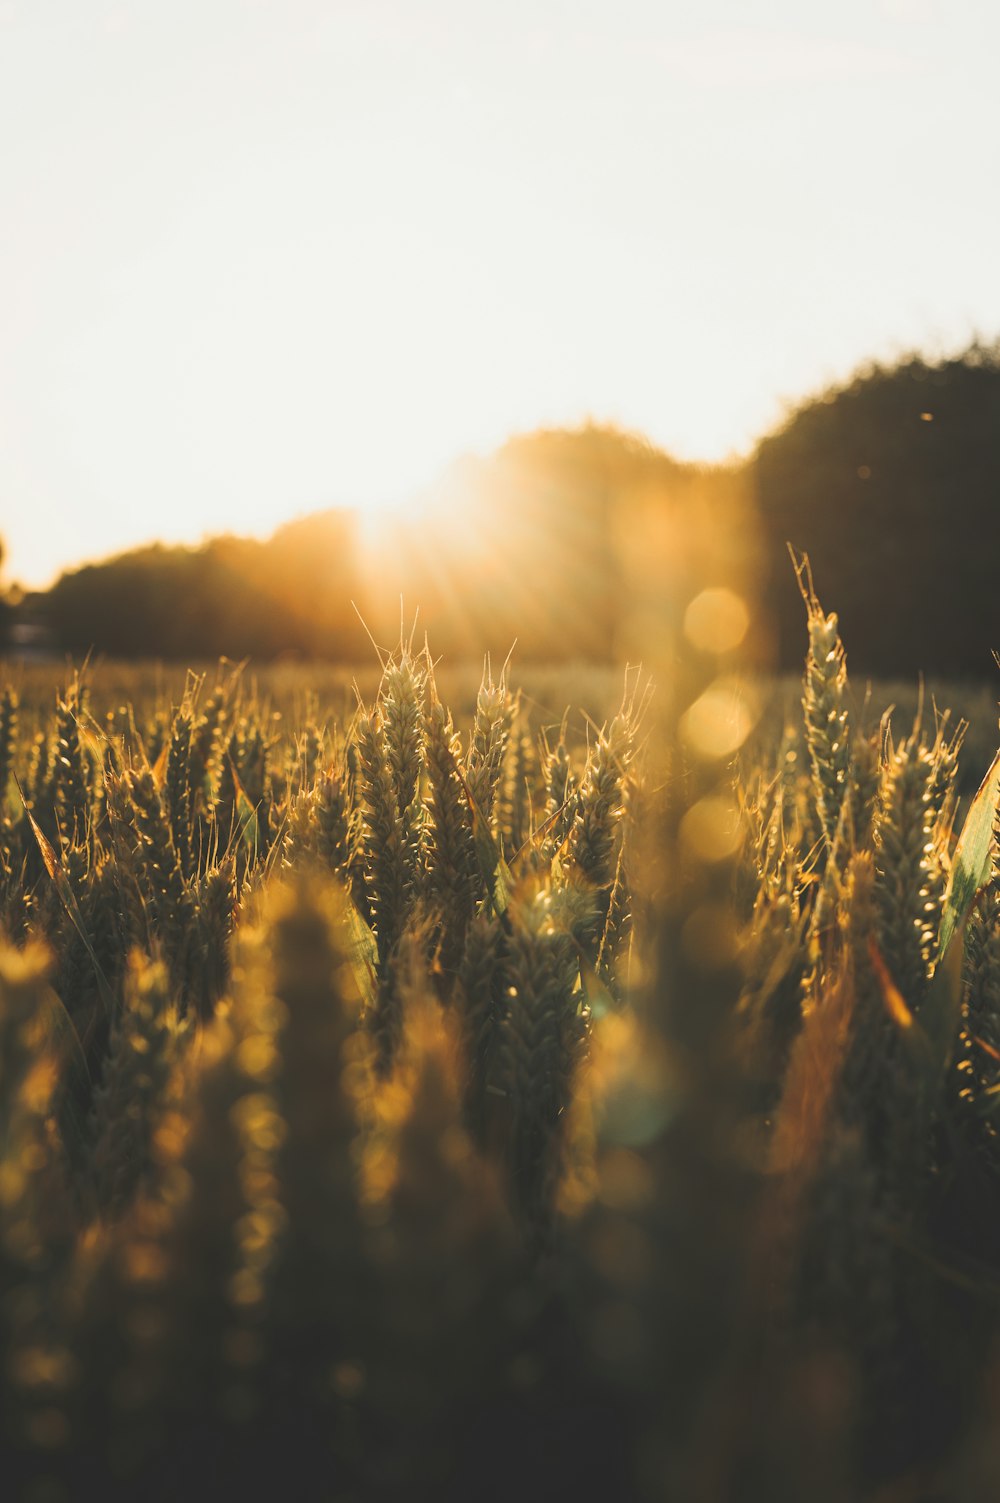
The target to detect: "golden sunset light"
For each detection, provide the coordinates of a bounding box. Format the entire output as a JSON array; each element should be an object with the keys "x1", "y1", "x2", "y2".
[
  {"x1": 3, "y1": 5, "x2": 1000, "y2": 1498},
  {"x1": 1, "y1": 1, "x2": 997, "y2": 588}
]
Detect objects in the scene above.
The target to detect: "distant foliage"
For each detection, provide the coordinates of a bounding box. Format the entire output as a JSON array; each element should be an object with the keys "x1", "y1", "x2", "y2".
[
  {"x1": 27, "y1": 345, "x2": 1000, "y2": 676},
  {"x1": 36, "y1": 425, "x2": 755, "y2": 666},
  {"x1": 755, "y1": 340, "x2": 1000, "y2": 676},
  {"x1": 44, "y1": 513, "x2": 368, "y2": 661}
]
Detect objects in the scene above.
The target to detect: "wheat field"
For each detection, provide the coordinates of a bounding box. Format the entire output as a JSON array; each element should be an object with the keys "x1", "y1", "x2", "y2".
[{"x1": 2, "y1": 585, "x2": 1000, "y2": 1502}]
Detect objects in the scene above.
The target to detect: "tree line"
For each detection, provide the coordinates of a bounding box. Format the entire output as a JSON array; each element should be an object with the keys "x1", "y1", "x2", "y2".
[{"x1": 5, "y1": 341, "x2": 1000, "y2": 675}]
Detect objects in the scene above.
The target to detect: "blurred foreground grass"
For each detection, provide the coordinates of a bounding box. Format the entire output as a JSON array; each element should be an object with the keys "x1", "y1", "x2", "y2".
[{"x1": 3, "y1": 619, "x2": 1000, "y2": 1501}]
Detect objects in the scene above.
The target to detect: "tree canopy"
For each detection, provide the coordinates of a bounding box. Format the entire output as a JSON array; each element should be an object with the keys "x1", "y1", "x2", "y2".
[
  {"x1": 22, "y1": 343, "x2": 1000, "y2": 676},
  {"x1": 753, "y1": 342, "x2": 1000, "y2": 677}
]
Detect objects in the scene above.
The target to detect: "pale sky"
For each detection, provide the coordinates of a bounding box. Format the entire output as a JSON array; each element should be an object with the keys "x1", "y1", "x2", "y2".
[{"x1": 1, "y1": 0, "x2": 997, "y2": 586}]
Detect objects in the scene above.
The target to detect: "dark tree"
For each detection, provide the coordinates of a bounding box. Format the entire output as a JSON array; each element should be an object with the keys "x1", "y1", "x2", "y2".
[{"x1": 754, "y1": 342, "x2": 1000, "y2": 678}]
